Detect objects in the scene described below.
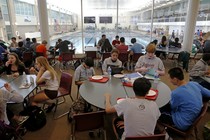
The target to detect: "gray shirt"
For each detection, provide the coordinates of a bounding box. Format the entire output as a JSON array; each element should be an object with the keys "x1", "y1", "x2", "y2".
[
  {"x1": 74, "y1": 64, "x2": 95, "y2": 82},
  {"x1": 114, "y1": 98, "x2": 160, "y2": 138},
  {"x1": 189, "y1": 59, "x2": 208, "y2": 77},
  {"x1": 102, "y1": 57, "x2": 122, "y2": 74},
  {"x1": 0, "y1": 89, "x2": 23, "y2": 124},
  {"x1": 135, "y1": 55, "x2": 165, "y2": 73}
]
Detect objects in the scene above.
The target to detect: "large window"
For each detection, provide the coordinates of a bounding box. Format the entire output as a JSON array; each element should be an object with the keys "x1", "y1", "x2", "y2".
[{"x1": 14, "y1": 0, "x2": 34, "y2": 16}]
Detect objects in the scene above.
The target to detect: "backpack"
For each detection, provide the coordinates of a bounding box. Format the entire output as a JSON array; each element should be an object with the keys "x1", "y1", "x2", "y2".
[
  {"x1": 19, "y1": 106, "x2": 46, "y2": 131},
  {"x1": 67, "y1": 97, "x2": 86, "y2": 123},
  {"x1": 0, "y1": 120, "x2": 17, "y2": 140},
  {"x1": 74, "y1": 57, "x2": 85, "y2": 70},
  {"x1": 203, "y1": 121, "x2": 210, "y2": 140}
]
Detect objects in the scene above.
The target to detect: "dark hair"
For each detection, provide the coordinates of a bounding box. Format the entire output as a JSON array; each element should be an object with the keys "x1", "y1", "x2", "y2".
[
  {"x1": 18, "y1": 41, "x2": 24, "y2": 47},
  {"x1": 133, "y1": 77, "x2": 151, "y2": 96},
  {"x1": 168, "y1": 67, "x2": 184, "y2": 80},
  {"x1": 131, "y1": 38, "x2": 136, "y2": 44},
  {"x1": 84, "y1": 57, "x2": 94, "y2": 67},
  {"x1": 152, "y1": 39, "x2": 158, "y2": 45},
  {"x1": 161, "y1": 36, "x2": 167, "y2": 44},
  {"x1": 202, "y1": 53, "x2": 210, "y2": 62},
  {"x1": 9, "y1": 52, "x2": 23, "y2": 66},
  {"x1": 102, "y1": 34, "x2": 106, "y2": 38},
  {"x1": 175, "y1": 38, "x2": 179, "y2": 43},
  {"x1": 115, "y1": 35, "x2": 119, "y2": 39},
  {"x1": 26, "y1": 38, "x2": 30, "y2": 41},
  {"x1": 11, "y1": 37, "x2": 16, "y2": 40},
  {"x1": 58, "y1": 38, "x2": 62, "y2": 42},
  {"x1": 32, "y1": 38, "x2": 37, "y2": 43},
  {"x1": 120, "y1": 37, "x2": 125, "y2": 43}
]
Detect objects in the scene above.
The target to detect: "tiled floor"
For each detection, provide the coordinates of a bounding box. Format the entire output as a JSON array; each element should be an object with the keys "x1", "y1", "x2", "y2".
[{"x1": 23, "y1": 59, "x2": 210, "y2": 140}]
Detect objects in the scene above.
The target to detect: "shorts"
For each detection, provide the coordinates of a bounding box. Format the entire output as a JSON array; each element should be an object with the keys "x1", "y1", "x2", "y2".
[{"x1": 44, "y1": 89, "x2": 58, "y2": 99}]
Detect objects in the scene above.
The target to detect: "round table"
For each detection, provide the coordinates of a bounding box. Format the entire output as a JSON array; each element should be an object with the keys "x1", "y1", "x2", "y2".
[{"x1": 79, "y1": 76, "x2": 171, "y2": 109}]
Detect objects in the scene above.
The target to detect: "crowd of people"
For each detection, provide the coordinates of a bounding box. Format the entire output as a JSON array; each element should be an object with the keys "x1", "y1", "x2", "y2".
[{"x1": 0, "y1": 31, "x2": 210, "y2": 139}]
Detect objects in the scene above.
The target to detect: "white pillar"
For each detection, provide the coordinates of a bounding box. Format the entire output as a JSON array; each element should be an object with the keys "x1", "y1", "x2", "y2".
[
  {"x1": 37, "y1": 0, "x2": 50, "y2": 49},
  {"x1": 116, "y1": 0, "x2": 119, "y2": 35},
  {"x1": 182, "y1": 0, "x2": 200, "y2": 52},
  {"x1": 7, "y1": 0, "x2": 17, "y2": 38},
  {"x1": 150, "y1": 0, "x2": 154, "y2": 42},
  {"x1": 81, "y1": 0, "x2": 84, "y2": 52}
]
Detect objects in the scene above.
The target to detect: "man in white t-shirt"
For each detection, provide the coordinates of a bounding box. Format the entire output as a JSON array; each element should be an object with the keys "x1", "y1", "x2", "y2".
[{"x1": 104, "y1": 77, "x2": 160, "y2": 139}]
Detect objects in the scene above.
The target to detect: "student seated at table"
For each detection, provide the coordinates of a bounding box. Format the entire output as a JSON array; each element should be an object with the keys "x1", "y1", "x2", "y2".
[
  {"x1": 101, "y1": 39, "x2": 112, "y2": 53},
  {"x1": 0, "y1": 53, "x2": 26, "y2": 77},
  {"x1": 0, "y1": 83, "x2": 28, "y2": 125},
  {"x1": 189, "y1": 53, "x2": 210, "y2": 90},
  {"x1": 74, "y1": 57, "x2": 95, "y2": 113},
  {"x1": 102, "y1": 49, "x2": 122, "y2": 75},
  {"x1": 104, "y1": 77, "x2": 160, "y2": 139},
  {"x1": 36, "y1": 40, "x2": 48, "y2": 58},
  {"x1": 159, "y1": 67, "x2": 210, "y2": 131},
  {"x1": 135, "y1": 43, "x2": 165, "y2": 76},
  {"x1": 74, "y1": 57, "x2": 95, "y2": 86},
  {"x1": 116, "y1": 37, "x2": 128, "y2": 53},
  {"x1": 112, "y1": 35, "x2": 120, "y2": 48},
  {"x1": 30, "y1": 56, "x2": 59, "y2": 113}
]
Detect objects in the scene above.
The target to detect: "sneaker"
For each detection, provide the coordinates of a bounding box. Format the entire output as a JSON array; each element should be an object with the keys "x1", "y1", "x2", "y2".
[
  {"x1": 16, "y1": 116, "x2": 29, "y2": 125},
  {"x1": 46, "y1": 103, "x2": 56, "y2": 113}
]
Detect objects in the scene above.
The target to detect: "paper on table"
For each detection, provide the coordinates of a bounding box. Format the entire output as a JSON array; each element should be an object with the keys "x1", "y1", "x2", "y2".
[
  {"x1": 19, "y1": 83, "x2": 32, "y2": 89},
  {"x1": 125, "y1": 72, "x2": 143, "y2": 80}
]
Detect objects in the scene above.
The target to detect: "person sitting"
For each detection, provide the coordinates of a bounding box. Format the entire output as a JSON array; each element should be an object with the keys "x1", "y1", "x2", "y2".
[
  {"x1": 130, "y1": 38, "x2": 144, "y2": 55},
  {"x1": 116, "y1": 37, "x2": 128, "y2": 53},
  {"x1": 101, "y1": 39, "x2": 112, "y2": 53},
  {"x1": 9, "y1": 37, "x2": 18, "y2": 48},
  {"x1": 156, "y1": 36, "x2": 167, "y2": 59},
  {"x1": 190, "y1": 53, "x2": 210, "y2": 90},
  {"x1": 30, "y1": 56, "x2": 59, "y2": 113},
  {"x1": 74, "y1": 57, "x2": 95, "y2": 113},
  {"x1": 169, "y1": 37, "x2": 181, "y2": 48},
  {"x1": 36, "y1": 40, "x2": 48, "y2": 58},
  {"x1": 74, "y1": 57, "x2": 95, "y2": 86},
  {"x1": 104, "y1": 77, "x2": 160, "y2": 139},
  {"x1": 102, "y1": 49, "x2": 122, "y2": 75},
  {"x1": 112, "y1": 35, "x2": 120, "y2": 48},
  {"x1": 0, "y1": 53, "x2": 26, "y2": 77},
  {"x1": 159, "y1": 67, "x2": 210, "y2": 131},
  {"x1": 0, "y1": 83, "x2": 28, "y2": 125},
  {"x1": 97, "y1": 34, "x2": 106, "y2": 47},
  {"x1": 135, "y1": 43, "x2": 165, "y2": 76}
]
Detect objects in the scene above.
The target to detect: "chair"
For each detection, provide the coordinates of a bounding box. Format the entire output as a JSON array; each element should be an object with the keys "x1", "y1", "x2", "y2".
[
  {"x1": 22, "y1": 52, "x2": 34, "y2": 68},
  {"x1": 125, "y1": 134, "x2": 165, "y2": 140},
  {"x1": 60, "y1": 52, "x2": 74, "y2": 69},
  {"x1": 130, "y1": 53, "x2": 144, "y2": 71},
  {"x1": 190, "y1": 52, "x2": 203, "y2": 64},
  {"x1": 85, "y1": 51, "x2": 100, "y2": 67},
  {"x1": 71, "y1": 111, "x2": 106, "y2": 140},
  {"x1": 102, "y1": 52, "x2": 111, "y2": 61},
  {"x1": 118, "y1": 52, "x2": 129, "y2": 69},
  {"x1": 35, "y1": 52, "x2": 44, "y2": 57},
  {"x1": 53, "y1": 71, "x2": 74, "y2": 119},
  {"x1": 160, "y1": 102, "x2": 208, "y2": 140}
]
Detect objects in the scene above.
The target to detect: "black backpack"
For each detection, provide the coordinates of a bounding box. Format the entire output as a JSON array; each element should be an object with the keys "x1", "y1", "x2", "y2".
[
  {"x1": 0, "y1": 120, "x2": 17, "y2": 140},
  {"x1": 20, "y1": 106, "x2": 46, "y2": 131}
]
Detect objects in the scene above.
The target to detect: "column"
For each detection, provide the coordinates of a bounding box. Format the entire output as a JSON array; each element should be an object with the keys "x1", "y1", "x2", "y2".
[
  {"x1": 150, "y1": 0, "x2": 154, "y2": 42},
  {"x1": 182, "y1": 0, "x2": 200, "y2": 52},
  {"x1": 7, "y1": 0, "x2": 17, "y2": 38},
  {"x1": 37, "y1": 0, "x2": 50, "y2": 49}
]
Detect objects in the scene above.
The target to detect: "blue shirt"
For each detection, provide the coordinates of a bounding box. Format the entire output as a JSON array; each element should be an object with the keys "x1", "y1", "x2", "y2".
[
  {"x1": 130, "y1": 43, "x2": 143, "y2": 53},
  {"x1": 0, "y1": 46, "x2": 6, "y2": 60},
  {"x1": 170, "y1": 82, "x2": 210, "y2": 130}
]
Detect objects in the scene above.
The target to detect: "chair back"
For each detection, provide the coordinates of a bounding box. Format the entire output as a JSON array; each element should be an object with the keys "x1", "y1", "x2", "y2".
[
  {"x1": 132, "y1": 53, "x2": 144, "y2": 62},
  {"x1": 58, "y1": 72, "x2": 72, "y2": 96},
  {"x1": 125, "y1": 133, "x2": 165, "y2": 140},
  {"x1": 85, "y1": 51, "x2": 96, "y2": 59},
  {"x1": 118, "y1": 52, "x2": 129, "y2": 64},
  {"x1": 61, "y1": 52, "x2": 73, "y2": 62},
  {"x1": 102, "y1": 52, "x2": 111, "y2": 61},
  {"x1": 23, "y1": 52, "x2": 33, "y2": 62},
  {"x1": 36, "y1": 52, "x2": 44, "y2": 57},
  {"x1": 73, "y1": 111, "x2": 105, "y2": 131}
]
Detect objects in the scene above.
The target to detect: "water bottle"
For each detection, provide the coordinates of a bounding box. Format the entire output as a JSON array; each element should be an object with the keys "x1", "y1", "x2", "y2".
[
  {"x1": 107, "y1": 66, "x2": 112, "y2": 79},
  {"x1": 23, "y1": 72, "x2": 28, "y2": 85},
  {"x1": 153, "y1": 72, "x2": 159, "y2": 89}
]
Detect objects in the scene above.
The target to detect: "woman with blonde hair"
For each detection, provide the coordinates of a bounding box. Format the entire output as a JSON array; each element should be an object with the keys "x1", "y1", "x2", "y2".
[
  {"x1": 30, "y1": 56, "x2": 59, "y2": 112},
  {"x1": 0, "y1": 52, "x2": 26, "y2": 77}
]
